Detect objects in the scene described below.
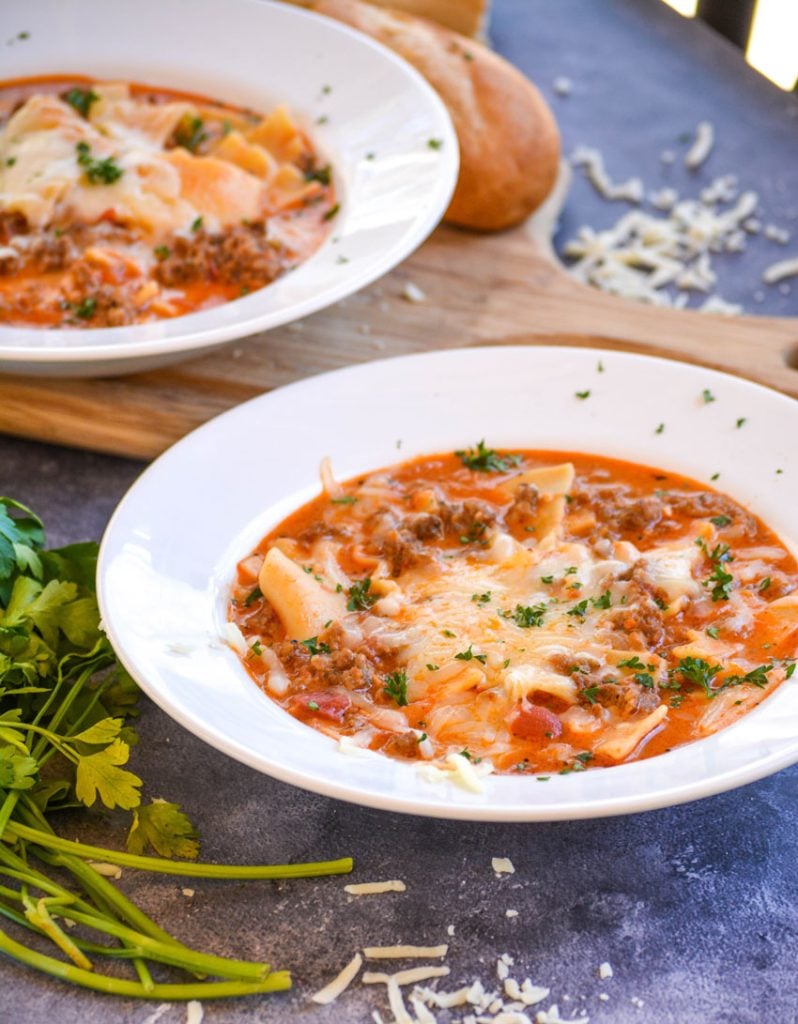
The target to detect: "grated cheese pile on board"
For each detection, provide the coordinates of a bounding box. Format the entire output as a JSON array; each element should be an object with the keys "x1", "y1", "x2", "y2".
[{"x1": 563, "y1": 122, "x2": 798, "y2": 311}]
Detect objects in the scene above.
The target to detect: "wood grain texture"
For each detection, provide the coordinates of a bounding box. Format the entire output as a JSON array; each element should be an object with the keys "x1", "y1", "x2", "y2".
[{"x1": 0, "y1": 222, "x2": 797, "y2": 458}]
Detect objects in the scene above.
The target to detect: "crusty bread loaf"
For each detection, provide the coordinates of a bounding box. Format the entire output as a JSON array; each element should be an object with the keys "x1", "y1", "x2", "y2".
[{"x1": 310, "y1": 0, "x2": 560, "y2": 231}]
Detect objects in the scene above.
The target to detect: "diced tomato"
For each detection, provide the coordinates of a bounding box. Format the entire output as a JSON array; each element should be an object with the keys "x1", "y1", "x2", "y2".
[
  {"x1": 507, "y1": 701, "x2": 562, "y2": 741},
  {"x1": 288, "y1": 691, "x2": 350, "y2": 722}
]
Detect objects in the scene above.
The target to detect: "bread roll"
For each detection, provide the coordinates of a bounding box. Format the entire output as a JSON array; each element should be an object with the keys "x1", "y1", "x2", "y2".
[{"x1": 310, "y1": 0, "x2": 560, "y2": 231}]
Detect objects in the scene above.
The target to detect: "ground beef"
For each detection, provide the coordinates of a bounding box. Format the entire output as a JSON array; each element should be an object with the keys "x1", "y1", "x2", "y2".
[
  {"x1": 295, "y1": 521, "x2": 350, "y2": 545},
  {"x1": 666, "y1": 490, "x2": 757, "y2": 536},
  {"x1": 440, "y1": 499, "x2": 497, "y2": 542},
  {"x1": 573, "y1": 483, "x2": 665, "y2": 537},
  {"x1": 593, "y1": 681, "x2": 661, "y2": 716},
  {"x1": 377, "y1": 730, "x2": 421, "y2": 759},
  {"x1": 0, "y1": 212, "x2": 28, "y2": 245},
  {"x1": 609, "y1": 574, "x2": 667, "y2": 648},
  {"x1": 505, "y1": 483, "x2": 540, "y2": 529},
  {"x1": 271, "y1": 626, "x2": 382, "y2": 692},
  {"x1": 154, "y1": 223, "x2": 286, "y2": 292}
]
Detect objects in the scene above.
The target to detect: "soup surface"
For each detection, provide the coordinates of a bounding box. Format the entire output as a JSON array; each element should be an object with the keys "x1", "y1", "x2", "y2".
[
  {"x1": 229, "y1": 446, "x2": 798, "y2": 778},
  {"x1": 0, "y1": 76, "x2": 335, "y2": 328}
]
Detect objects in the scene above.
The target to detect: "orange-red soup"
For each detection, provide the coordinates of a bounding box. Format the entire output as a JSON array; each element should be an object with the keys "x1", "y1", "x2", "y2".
[
  {"x1": 229, "y1": 448, "x2": 798, "y2": 776},
  {"x1": 0, "y1": 76, "x2": 335, "y2": 327}
]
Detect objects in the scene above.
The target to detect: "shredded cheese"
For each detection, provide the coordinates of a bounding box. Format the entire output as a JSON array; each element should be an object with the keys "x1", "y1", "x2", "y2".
[
  {"x1": 492, "y1": 857, "x2": 515, "y2": 875},
  {"x1": 364, "y1": 944, "x2": 448, "y2": 959},
  {"x1": 311, "y1": 952, "x2": 363, "y2": 1005},
  {"x1": 364, "y1": 966, "x2": 451, "y2": 986},
  {"x1": 763, "y1": 256, "x2": 798, "y2": 284},
  {"x1": 684, "y1": 121, "x2": 714, "y2": 170},
  {"x1": 185, "y1": 1002, "x2": 204, "y2": 1024},
  {"x1": 344, "y1": 880, "x2": 406, "y2": 895}
]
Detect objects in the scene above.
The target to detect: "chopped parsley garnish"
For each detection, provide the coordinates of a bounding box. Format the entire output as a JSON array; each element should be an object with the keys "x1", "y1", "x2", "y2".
[
  {"x1": 710, "y1": 515, "x2": 732, "y2": 528},
  {"x1": 618, "y1": 655, "x2": 649, "y2": 670},
  {"x1": 592, "y1": 590, "x2": 612, "y2": 610},
  {"x1": 427, "y1": 138, "x2": 443, "y2": 150},
  {"x1": 597, "y1": 360, "x2": 604, "y2": 373},
  {"x1": 243, "y1": 585, "x2": 263, "y2": 607},
  {"x1": 418, "y1": 733, "x2": 428, "y2": 742},
  {"x1": 702, "y1": 389, "x2": 716, "y2": 404},
  {"x1": 459, "y1": 521, "x2": 488, "y2": 545},
  {"x1": 454, "y1": 645, "x2": 487, "y2": 664},
  {"x1": 174, "y1": 115, "x2": 207, "y2": 153},
  {"x1": 75, "y1": 141, "x2": 123, "y2": 184},
  {"x1": 347, "y1": 577, "x2": 376, "y2": 611},
  {"x1": 736, "y1": 417, "x2": 746, "y2": 428},
  {"x1": 759, "y1": 577, "x2": 772, "y2": 592},
  {"x1": 191, "y1": 215, "x2": 203, "y2": 232},
  {"x1": 153, "y1": 245, "x2": 171, "y2": 261},
  {"x1": 305, "y1": 163, "x2": 332, "y2": 185},
  {"x1": 442, "y1": 629, "x2": 456, "y2": 638},
  {"x1": 511, "y1": 603, "x2": 546, "y2": 628},
  {"x1": 471, "y1": 591, "x2": 492, "y2": 605},
  {"x1": 567, "y1": 599, "x2": 590, "y2": 620},
  {"x1": 707, "y1": 564, "x2": 734, "y2": 602},
  {"x1": 634, "y1": 672, "x2": 655, "y2": 689},
  {"x1": 426, "y1": 663, "x2": 439, "y2": 672},
  {"x1": 706, "y1": 626, "x2": 720, "y2": 639},
  {"x1": 540, "y1": 575, "x2": 554, "y2": 584},
  {"x1": 301, "y1": 636, "x2": 331, "y2": 656},
  {"x1": 711, "y1": 472, "x2": 720, "y2": 481},
  {"x1": 655, "y1": 423, "x2": 665, "y2": 435},
  {"x1": 455, "y1": 440, "x2": 522, "y2": 473},
  {"x1": 459, "y1": 748, "x2": 481, "y2": 762},
  {"x1": 331, "y1": 495, "x2": 357, "y2": 505},
  {"x1": 581, "y1": 686, "x2": 601, "y2": 704},
  {"x1": 674, "y1": 656, "x2": 723, "y2": 698},
  {"x1": 383, "y1": 669, "x2": 408, "y2": 706},
  {"x1": 574, "y1": 390, "x2": 591, "y2": 400},
  {"x1": 74, "y1": 297, "x2": 97, "y2": 320},
  {"x1": 5, "y1": 157, "x2": 16, "y2": 167},
  {"x1": 786, "y1": 662, "x2": 796, "y2": 680},
  {"x1": 249, "y1": 640, "x2": 263, "y2": 657},
  {"x1": 307, "y1": 700, "x2": 320, "y2": 711},
  {"x1": 323, "y1": 202, "x2": 340, "y2": 221},
  {"x1": 564, "y1": 566, "x2": 578, "y2": 575},
  {"x1": 63, "y1": 87, "x2": 99, "y2": 118}
]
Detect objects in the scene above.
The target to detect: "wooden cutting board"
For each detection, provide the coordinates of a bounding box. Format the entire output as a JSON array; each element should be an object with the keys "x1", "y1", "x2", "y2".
[{"x1": 1, "y1": 195, "x2": 797, "y2": 460}]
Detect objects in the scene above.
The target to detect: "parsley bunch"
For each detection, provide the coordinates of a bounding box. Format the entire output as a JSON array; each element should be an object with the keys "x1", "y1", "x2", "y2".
[{"x1": 0, "y1": 498, "x2": 351, "y2": 998}]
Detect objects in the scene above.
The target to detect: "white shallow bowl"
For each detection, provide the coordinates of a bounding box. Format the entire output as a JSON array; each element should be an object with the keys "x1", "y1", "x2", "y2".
[
  {"x1": 98, "y1": 347, "x2": 798, "y2": 821},
  {"x1": 0, "y1": 0, "x2": 457, "y2": 377}
]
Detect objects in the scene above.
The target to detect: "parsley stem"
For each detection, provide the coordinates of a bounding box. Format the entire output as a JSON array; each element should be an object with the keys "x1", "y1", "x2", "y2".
[
  {"x1": 5, "y1": 822, "x2": 353, "y2": 879},
  {"x1": 0, "y1": 926, "x2": 291, "y2": 998}
]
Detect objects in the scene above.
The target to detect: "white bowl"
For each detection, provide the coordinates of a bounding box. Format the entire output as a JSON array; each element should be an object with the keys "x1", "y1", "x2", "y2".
[
  {"x1": 0, "y1": 0, "x2": 458, "y2": 377},
  {"x1": 98, "y1": 346, "x2": 798, "y2": 820}
]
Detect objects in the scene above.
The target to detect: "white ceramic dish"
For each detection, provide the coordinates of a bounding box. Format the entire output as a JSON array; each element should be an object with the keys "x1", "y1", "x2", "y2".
[
  {"x1": 0, "y1": 0, "x2": 458, "y2": 378},
  {"x1": 98, "y1": 346, "x2": 798, "y2": 820}
]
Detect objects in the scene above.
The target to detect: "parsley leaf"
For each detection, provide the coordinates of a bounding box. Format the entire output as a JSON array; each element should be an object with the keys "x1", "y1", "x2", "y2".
[
  {"x1": 454, "y1": 645, "x2": 487, "y2": 664},
  {"x1": 301, "y1": 636, "x2": 331, "y2": 656},
  {"x1": 75, "y1": 141, "x2": 123, "y2": 185},
  {"x1": 384, "y1": 669, "x2": 408, "y2": 706},
  {"x1": 126, "y1": 798, "x2": 200, "y2": 859},
  {"x1": 511, "y1": 603, "x2": 547, "y2": 628},
  {"x1": 347, "y1": 577, "x2": 376, "y2": 611},
  {"x1": 75, "y1": 738, "x2": 142, "y2": 810},
  {"x1": 454, "y1": 440, "x2": 522, "y2": 473},
  {"x1": 63, "y1": 87, "x2": 99, "y2": 118}
]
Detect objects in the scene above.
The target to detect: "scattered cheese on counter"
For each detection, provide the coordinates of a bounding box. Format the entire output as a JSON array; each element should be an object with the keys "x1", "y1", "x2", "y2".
[
  {"x1": 492, "y1": 857, "x2": 515, "y2": 875},
  {"x1": 363, "y1": 966, "x2": 450, "y2": 986},
  {"x1": 598, "y1": 961, "x2": 614, "y2": 980},
  {"x1": 402, "y1": 281, "x2": 426, "y2": 303},
  {"x1": 364, "y1": 944, "x2": 448, "y2": 959},
  {"x1": 344, "y1": 880, "x2": 406, "y2": 895},
  {"x1": 684, "y1": 121, "x2": 714, "y2": 170},
  {"x1": 536, "y1": 1005, "x2": 589, "y2": 1024},
  {"x1": 763, "y1": 256, "x2": 798, "y2": 284},
  {"x1": 181, "y1": 887, "x2": 195, "y2": 898},
  {"x1": 553, "y1": 77, "x2": 572, "y2": 96},
  {"x1": 311, "y1": 952, "x2": 363, "y2": 1004},
  {"x1": 505, "y1": 909, "x2": 519, "y2": 918},
  {"x1": 764, "y1": 224, "x2": 790, "y2": 244},
  {"x1": 185, "y1": 1001, "x2": 204, "y2": 1024},
  {"x1": 571, "y1": 145, "x2": 643, "y2": 203}
]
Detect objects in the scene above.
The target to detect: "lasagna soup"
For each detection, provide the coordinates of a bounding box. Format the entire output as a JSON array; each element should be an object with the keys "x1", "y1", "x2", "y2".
[
  {"x1": 0, "y1": 77, "x2": 335, "y2": 327},
  {"x1": 229, "y1": 446, "x2": 798, "y2": 777}
]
